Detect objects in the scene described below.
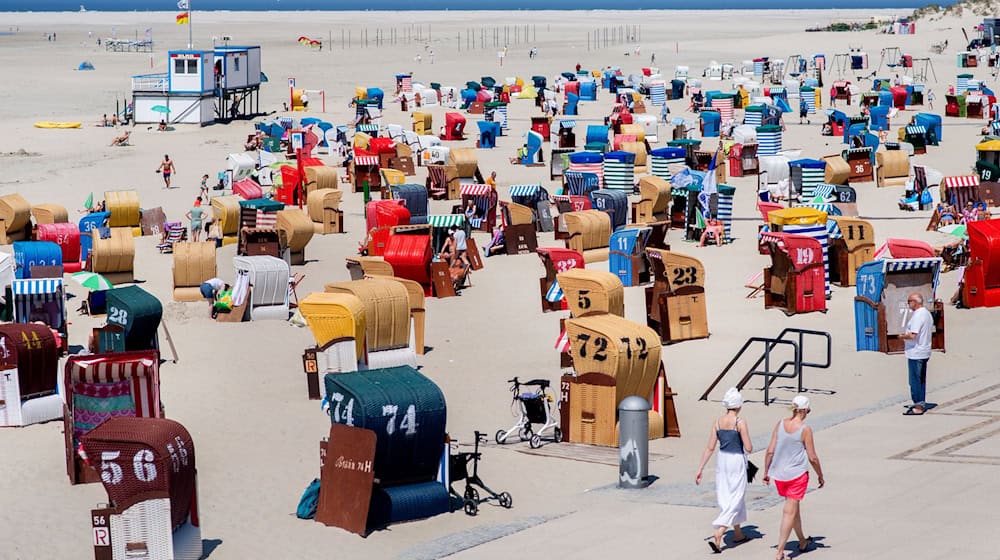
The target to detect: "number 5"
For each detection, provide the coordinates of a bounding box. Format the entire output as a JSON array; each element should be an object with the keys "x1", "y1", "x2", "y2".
[{"x1": 100, "y1": 451, "x2": 123, "y2": 485}]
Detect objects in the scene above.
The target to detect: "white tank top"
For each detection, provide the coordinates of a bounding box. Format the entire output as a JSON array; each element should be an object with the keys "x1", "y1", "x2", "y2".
[{"x1": 770, "y1": 420, "x2": 808, "y2": 481}]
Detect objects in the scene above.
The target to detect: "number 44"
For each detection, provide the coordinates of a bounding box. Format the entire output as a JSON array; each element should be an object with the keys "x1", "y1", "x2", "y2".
[{"x1": 382, "y1": 404, "x2": 418, "y2": 436}]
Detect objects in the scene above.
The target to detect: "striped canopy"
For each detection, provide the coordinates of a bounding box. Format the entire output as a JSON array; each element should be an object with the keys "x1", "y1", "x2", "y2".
[
  {"x1": 461, "y1": 184, "x2": 492, "y2": 196},
  {"x1": 884, "y1": 258, "x2": 942, "y2": 272},
  {"x1": 356, "y1": 124, "x2": 379, "y2": 133},
  {"x1": 12, "y1": 278, "x2": 63, "y2": 295},
  {"x1": 427, "y1": 214, "x2": 467, "y2": 228},
  {"x1": 509, "y1": 184, "x2": 541, "y2": 197},
  {"x1": 12, "y1": 278, "x2": 65, "y2": 329},
  {"x1": 905, "y1": 125, "x2": 926, "y2": 135},
  {"x1": 943, "y1": 175, "x2": 979, "y2": 188},
  {"x1": 354, "y1": 155, "x2": 379, "y2": 166}
]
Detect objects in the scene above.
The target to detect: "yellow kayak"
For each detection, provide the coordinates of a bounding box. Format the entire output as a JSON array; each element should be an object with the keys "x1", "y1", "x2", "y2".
[{"x1": 34, "y1": 122, "x2": 82, "y2": 129}]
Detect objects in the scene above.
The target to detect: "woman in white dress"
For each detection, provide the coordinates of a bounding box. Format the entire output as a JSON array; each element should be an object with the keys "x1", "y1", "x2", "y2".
[{"x1": 695, "y1": 387, "x2": 752, "y2": 553}]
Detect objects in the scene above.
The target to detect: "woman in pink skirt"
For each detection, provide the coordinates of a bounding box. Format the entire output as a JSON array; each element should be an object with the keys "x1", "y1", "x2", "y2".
[{"x1": 763, "y1": 395, "x2": 826, "y2": 560}]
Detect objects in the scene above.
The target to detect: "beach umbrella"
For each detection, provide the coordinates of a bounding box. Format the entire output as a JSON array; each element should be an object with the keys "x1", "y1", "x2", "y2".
[
  {"x1": 937, "y1": 224, "x2": 968, "y2": 239},
  {"x1": 71, "y1": 271, "x2": 114, "y2": 291},
  {"x1": 150, "y1": 105, "x2": 171, "y2": 114}
]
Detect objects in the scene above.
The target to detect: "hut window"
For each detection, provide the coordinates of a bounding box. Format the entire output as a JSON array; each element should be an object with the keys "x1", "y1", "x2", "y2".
[
  {"x1": 234, "y1": 57, "x2": 240, "y2": 71},
  {"x1": 174, "y1": 59, "x2": 185, "y2": 74},
  {"x1": 186, "y1": 59, "x2": 198, "y2": 73}
]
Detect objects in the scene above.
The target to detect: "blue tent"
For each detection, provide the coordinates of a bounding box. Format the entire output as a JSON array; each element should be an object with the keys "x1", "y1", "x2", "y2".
[{"x1": 77, "y1": 61, "x2": 94, "y2": 71}]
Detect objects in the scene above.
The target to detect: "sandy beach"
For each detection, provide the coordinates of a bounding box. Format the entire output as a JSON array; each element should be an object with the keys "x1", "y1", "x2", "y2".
[{"x1": 1, "y1": 7, "x2": 999, "y2": 559}]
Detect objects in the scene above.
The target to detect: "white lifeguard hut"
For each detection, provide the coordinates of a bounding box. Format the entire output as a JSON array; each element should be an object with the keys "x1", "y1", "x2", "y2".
[
  {"x1": 131, "y1": 46, "x2": 263, "y2": 125},
  {"x1": 213, "y1": 45, "x2": 262, "y2": 120}
]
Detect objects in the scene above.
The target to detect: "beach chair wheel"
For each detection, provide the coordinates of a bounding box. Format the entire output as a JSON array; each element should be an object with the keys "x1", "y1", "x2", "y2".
[
  {"x1": 518, "y1": 426, "x2": 532, "y2": 442},
  {"x1": 464, "y1": 499, "x2": 478, "y2": 516},
  {"x1": 553, "y1": 427, "x2": 562, "y2": 442},
  {"x1": 465, "y1": 486, "x2": 480, "y2": 502},
  {"x1": 529, "y1": 434, "x2": 543, "y2": 449},
  {"x1": 498, "y1": 492, "x2": 513, "y2": 509}
]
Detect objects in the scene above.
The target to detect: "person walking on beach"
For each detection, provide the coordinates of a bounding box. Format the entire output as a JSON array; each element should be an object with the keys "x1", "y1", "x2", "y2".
[
  {"x1": 799, "y1": 97, "x2": 809, "y2": 125},
  {"x1": 695, "y1": 388, "x2": 752, "y2": 554},
  {"x1": 927, "y1": 89, "x2": 935, "y2": 110},
  {"x1": 763, "y1": 395, "x2": 824, "y2": 560},
  {"x1": 157, "y1": 154, "x2": 176, "y2": 188},
  {"x1": 186, "y1": 199, "x2": 205, "y2": 242},
  {"x1": 901, "y1": 292, "x2": 933, "y2": 415}
]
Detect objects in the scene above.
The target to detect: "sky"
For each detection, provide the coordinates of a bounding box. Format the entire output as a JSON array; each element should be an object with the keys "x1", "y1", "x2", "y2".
[{"x1": 10, "y1": 0, "x2": 944, "y2": 11}]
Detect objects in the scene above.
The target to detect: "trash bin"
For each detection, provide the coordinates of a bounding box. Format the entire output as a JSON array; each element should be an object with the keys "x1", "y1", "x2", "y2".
[{"x1": 618, "y1": 396, "x2": 650, "y2": 489}]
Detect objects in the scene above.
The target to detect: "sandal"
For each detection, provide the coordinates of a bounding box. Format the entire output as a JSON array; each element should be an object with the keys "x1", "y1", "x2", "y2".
[
  {"x1": 708, "y1": 541, "x2": 721, "y2": 554},
  {"x1": 903, "y1": 408, "x2": 926, "y2": 416}
]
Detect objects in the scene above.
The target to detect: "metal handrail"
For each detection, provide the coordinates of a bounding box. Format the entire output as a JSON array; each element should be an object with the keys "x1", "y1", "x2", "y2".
[{"x1": 700, "y1": 328, "x2": 832, "y2": 406}]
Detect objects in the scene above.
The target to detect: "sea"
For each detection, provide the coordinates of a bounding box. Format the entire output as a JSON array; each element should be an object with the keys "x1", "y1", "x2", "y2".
[{"x1": 6, "y1": 0, "x2": 940, "y2": 11}]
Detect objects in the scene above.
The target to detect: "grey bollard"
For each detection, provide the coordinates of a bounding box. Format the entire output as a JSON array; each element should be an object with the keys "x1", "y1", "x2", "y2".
[{"x1": 618, "y1": 396, "x2": 649, "y2": 489}]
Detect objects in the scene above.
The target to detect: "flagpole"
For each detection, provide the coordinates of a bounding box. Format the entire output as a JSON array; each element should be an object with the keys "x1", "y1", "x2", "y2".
[{"x1": 188, "y1": 0, "x2": 193, "y2": 49}]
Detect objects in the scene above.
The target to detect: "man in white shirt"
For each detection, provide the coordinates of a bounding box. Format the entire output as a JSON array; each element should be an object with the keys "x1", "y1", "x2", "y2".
[
  {"x1": 450, "y1": 225, "x2": 468, "y2": 267},
  {"x1": 901, "y1": 292, "x2": 933, "y2": 415}
]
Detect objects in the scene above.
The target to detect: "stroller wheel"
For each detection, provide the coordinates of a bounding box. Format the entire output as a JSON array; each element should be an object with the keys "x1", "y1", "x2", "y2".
[
  {"x1": 529, "y1": 434, "x2": 542, "y2": 449},
  {"x1": 554, "y1": 427, "x2": 562, "y2": 443},
  {"x1": 464, "y1": 499, "x2": 478, "y2": 516},
  {"x1": 498, "y1": 492, "x2": 513, "y2": 509},
  {"x1": 518, "y1": 426, "x2": 532, "y2": 442},
  {"x1": 495, "y1": 429, "x2": 508, "y2": 445},
  {"x1": 465, "y1": 487, "x2": 480, "y2": 502}
]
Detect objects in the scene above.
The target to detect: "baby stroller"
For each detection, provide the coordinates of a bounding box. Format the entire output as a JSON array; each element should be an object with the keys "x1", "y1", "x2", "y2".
[
  {"x1": 449, "y1": 431, "x2": 512, "y2": 516},
  {"x1": 495, "y1": 377, "x2": 560, "y2": 448}
]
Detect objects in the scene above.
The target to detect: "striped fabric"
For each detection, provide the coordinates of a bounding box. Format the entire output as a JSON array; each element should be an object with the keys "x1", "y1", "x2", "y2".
[
  {"x1": 650, "y1": 155, "x2": 684, "y2": 181},
  {"x1": 354, "y1": 155, "x2": 379, "y2": 166},
  {"x1": 545, "y1": 279, "x2": 564, "y2": 302},
  {"x1": 803, "y1": 90, "x2": 816, "y2": 114},
  {"x1": 568, "y1": 161, "x2": 603, "y2": 184},
  {"x1": 554, "y1": 329, "x2": 570, "y2": 353},
  {"x1": 460, "y1": 184, "x2": 491, "y2": 196},
  {"x1": 757, "y1": 129, "x2": 782, "y2": 156},
  {"x1": 68, "y1": 354, "x2": 161, "y2": 419},
  {"x1": 564, "y1": 172, "x2": 600, "y2": 196},
  {"x1": 649, "y1": 83, "x2": 666, "y2": 105},
  {"x1": 799, "y1": 167, "x2": 825, "y2": 201},
  {"x1": 509, "y1": 184, "x2": 541, "y2": 197},
  {"x1": 905, "y1": 125, "x2": 926, "y2": 135},
  {"x1": 743, "y1": 110, "x2": 762, "y2": 126},
  {"x1": 427, "y1": 214, "x2": 466, "y2": 228},
  {"x1": 12, "y1": 278, "x2": 63, "y2": 295},
  {"x1": 783, "y1": 223, "x2": 830, "y2": 296},
  {"x1": 495, "y1": 105, "x2": 508, "y2": 130},
  {"x1": 812, "y1": 184, "x2": 836, "y2": 202},
  {"x1": 768, "y1": 87, "x2": 787, "y2": 101},
  {"x1": 401, "y1": 76, "x2": 412, "y2": 92},
  {"x1": 717, "y1": 191, "x2": 734, "y2": 239},
  {"x1": 256, "y1": 210, "x2": 277, "y2": 229},
  {"x1": 885, "y1": 258, "x2": 941, "y2": 272},
  {"x1": 713, "y1": 98, "x2": 734, "y2": 121},
  {"x1": 944, "y1": 175, "x2": 980, "y2": 188},
  {"x1": 12, "y1": 279, "x2": 64, "y2": 327},
  {"x1": 827, "y1": 218, "x2": 842, "y2": 239},
  {"x1": 802, "y1": 202, "x2": 842, "y2": 216},
  {"x1": 602, "y1": 159, "x2": 634, "y2": 191},
  {"x1": 356, "y1": 124, "x2": 379, "y2": 134},
  {"x1": 992, "y1": 121, "x2": 1000, "y2": 135},
  {"x1": 957, "y1": 75, "x2": 970, "y2": 94},
  {"x1": 469, "y1": 217, "x2": 483, "y2": 229},
  {"x1": 753, "y1": 60, "x2": 764, "y2": 76},
  {"x1": 760, "y1": 231, "x2": 786, "y2": 247}
]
